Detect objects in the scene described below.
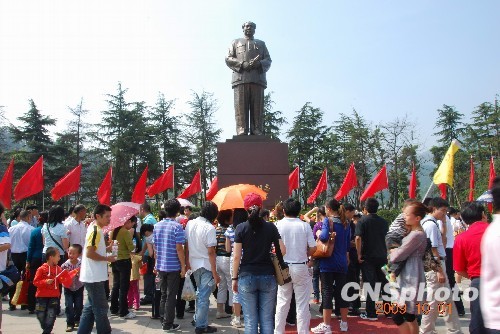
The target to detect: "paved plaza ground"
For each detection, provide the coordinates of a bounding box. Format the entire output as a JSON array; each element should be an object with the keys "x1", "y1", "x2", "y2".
[{"x1": 1, "y1": 277, "x2": 472, "y2": 333}]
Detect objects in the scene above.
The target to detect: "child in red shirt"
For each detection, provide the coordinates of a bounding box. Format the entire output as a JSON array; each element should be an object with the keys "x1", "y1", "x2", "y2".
[{"x1": 33, "y1": 247, "x2": 63, "y2": 334}]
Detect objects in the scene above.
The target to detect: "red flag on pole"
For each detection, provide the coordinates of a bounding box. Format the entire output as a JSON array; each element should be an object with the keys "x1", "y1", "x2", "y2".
[
  {"x1": 50, "y1": 164, "x2": 82, "y2": 201},
  {"x1": 488, "y1": 157, "x2": 496, "y2": 212},
  {"x1": 409, "y1": 163, "x2": 417, "y2": 199},
  {"x1": 131, "y1": 166, "x2": 148, "y2": 204},
  {"x1": 468, "y1": 156, "x2": 475, "y2": 202},
  {"x1": 178, "y1": 170, "x2": 202, "y2": 199},
  {"x1": 438, "y1": 183, "x2": 447, "y2": 199},
  {"x1": 488, "y1": 157, "x2": 496, "y2": 189},
  {"x1": 147, "y1": 165, "x2": 174, "y2": 197},
  {"x1": 360, "y1": 165, "x2": 389, "y2": 201},
  {"x1": 14, "y1": 156, "x2": 44, "y2": 202},
  {"x1": 206, "y1": 177, "x2": 218, "y2": 201},
  {"x1": 334, "y1": 163, "x2": 357, "y2": 200},
  {"x1": 97, "y1": 167, "x2": 112, "y2": 205},
  {"x1": 288, "y1": 167, "x2": 299, "y2": 196},
  {"x1": 307, "y1": 169, "x2": 327, "y2": 204},
  {"x1": 0, "y1": 159, "x2": 14, "y2": 209}
]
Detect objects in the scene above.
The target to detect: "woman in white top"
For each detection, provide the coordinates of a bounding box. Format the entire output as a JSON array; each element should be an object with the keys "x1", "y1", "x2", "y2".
[{"x1": 41, "y1": 205, "x2": 69, "y2": 265}]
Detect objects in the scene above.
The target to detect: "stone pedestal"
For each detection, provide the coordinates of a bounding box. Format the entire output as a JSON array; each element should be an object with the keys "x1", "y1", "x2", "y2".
[{"x1": 217, "y1": 135, "x2": 289, "y2": 209}]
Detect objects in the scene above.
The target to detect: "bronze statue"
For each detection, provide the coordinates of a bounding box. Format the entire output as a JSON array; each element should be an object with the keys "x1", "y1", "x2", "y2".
[{"x1": 226, "y1": 21, "x2": 272, "y2": 135}]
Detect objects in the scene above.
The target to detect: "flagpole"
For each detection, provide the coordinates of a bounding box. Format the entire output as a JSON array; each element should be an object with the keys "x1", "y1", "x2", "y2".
[
  {"x1": 422, "y1": 183, "x2": 434, "y2": 201},
  {"x1": 42, "y1": 190, "x2": 45, "y2": 211}
]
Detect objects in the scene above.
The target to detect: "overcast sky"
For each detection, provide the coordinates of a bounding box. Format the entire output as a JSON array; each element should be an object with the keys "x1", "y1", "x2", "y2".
[{"x1": 1, "y1": 1, "x2": 499, "y2": 151}]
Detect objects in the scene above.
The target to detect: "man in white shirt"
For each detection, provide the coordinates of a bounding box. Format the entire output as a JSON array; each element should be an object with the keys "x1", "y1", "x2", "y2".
[
  {"x1": 481, "y1": 176, "x2": 500, "y2": 333},
  {"x1": 7, "y1": 209, "x2": 34, "y2": 310},
  {"x1": 78, "y1": 204, "x2": 116, "y2": 334},
  {"x1": 185, "y1": 202, "x2": 220, "y2": 334},
  {"x1": 420, "y1": 198, "x2": 463, "y2": 334},
  {"x1": 274, "y1": 198, "x2": 316, "y2": 334},
  {"x1": 64, "y1": 204, "x2": 87, "y2": 247},
  {"x1": 438, "y1": 213, "x2": 465, "y2": 315}
]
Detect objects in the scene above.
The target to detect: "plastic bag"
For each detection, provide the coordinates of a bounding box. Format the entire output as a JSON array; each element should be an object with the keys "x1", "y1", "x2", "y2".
[{"x1": 181, "y1": 271, "x2": 196, "y2": 301}]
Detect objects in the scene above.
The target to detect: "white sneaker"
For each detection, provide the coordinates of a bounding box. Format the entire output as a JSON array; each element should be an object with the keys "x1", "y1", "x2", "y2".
[
  {"x1": 121, "y1": 311, "x2": 136, "y2": 319},
  {"x1": 340, "y1": 320, "x2": 348, "y2": 332},
  {"x1": 311, "y1": 322, "x2": 332, "y2": 334},
  {"x1": 231, "y1": 316, "x2": 243, "y2": 328}
]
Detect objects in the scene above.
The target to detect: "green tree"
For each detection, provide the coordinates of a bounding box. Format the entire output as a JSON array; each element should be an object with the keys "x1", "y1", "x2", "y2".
[
  {"x1": 184, "y1": 91, "x2": 222, "y2": 200},
  {"x1": 150, "y1": 93, "x2": 191, "y2": 198},
  {"x1": 287, "y1": 102, "x2": 330, "y2": 205},
  {"x1": 263, "y1": 92, "x2": 287, "y2": 140}
]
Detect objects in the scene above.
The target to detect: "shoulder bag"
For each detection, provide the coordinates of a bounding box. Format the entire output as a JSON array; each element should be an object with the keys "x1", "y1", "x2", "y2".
[
  {"x1": 270, "y1": 237, "x2": 292, "y2": 285},
  {"x1": 312, "y1": 217, "x2": 336, "y2": 258}
]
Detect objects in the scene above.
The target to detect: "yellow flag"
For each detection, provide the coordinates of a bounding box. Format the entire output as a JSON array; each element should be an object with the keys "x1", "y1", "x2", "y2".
[{"x1": 433, "y1": 139, "x2": 461, "y2": 187}]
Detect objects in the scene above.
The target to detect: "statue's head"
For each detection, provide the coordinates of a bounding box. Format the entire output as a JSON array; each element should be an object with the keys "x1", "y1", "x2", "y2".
[{"x1": 242, "y1": 21, "x2": 256, "y2": 37}]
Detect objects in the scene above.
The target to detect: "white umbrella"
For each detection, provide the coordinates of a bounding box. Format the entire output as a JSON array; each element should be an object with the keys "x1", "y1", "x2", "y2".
[{"x1": 176, "y1": 198, "x2": 194, "y2": 207}]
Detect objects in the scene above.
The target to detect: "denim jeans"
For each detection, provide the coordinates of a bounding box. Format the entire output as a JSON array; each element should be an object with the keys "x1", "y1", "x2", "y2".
[
  {"x1": 77, "y1": 281, "x2": 111, "y2": 334},
  {"x1": 192, "y1": 267, "x2": 215, "y2": 329},
  {"x1": 36, "y1": 297, "x2": 59, "y2": 334},
  {"x1": 65, "y1": 286, "x2": 84, "y2": 327},
  {"x1": 469, "y1": 278, "x2": 486, "y2": 334},
  {"x1": 110, "y1": 258, "x2": 132, "y2": 317},
  {"x1": 239, "y1": 273, "x2": 277, "y2": 334},
  {"x1": 159, "y1": 270, "x2": 180, "y2": 326}
]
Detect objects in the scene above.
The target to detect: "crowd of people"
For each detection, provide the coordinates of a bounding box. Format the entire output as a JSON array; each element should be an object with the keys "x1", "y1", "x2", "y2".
[{"x1": 0, "y1": 176, "x2": 499, "y2": 334}]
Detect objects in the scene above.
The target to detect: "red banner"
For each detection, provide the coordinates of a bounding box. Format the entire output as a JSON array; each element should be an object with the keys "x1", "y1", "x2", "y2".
[
  {"x1": 334, "y1": 163, "x2": 357, "y2": 200},
  {"x1": 0, "y1": 159, "x2": 14, "y2": 208},
  {"x1": 178, "y1": 170, "x2": 202, "y2": 199},
  {"x1": 307, "y1": 169, "x2": 327, "y2": 204},
  {"x1": 97, "y1": 167, "x2": 112, "y2": 205},
  {"x1": 50, "y1": 164, "x2": 82, "y2": 201},
  {"x1": 288, "y1": 167, "x2": 299, "y2": 196},
  {"x1": 131, "y1": 166, "x2": 148, "y2": 204},
  {"x1": 360, "y1": 165, "x2": 388, "y2": 201},
  {"x1": 14, "y1": 156, "x2": 44, "y2": 202}
]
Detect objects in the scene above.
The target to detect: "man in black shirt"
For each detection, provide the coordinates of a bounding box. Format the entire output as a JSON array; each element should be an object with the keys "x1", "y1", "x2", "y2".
[{"x1": 355, "y1": 198, "x2": 389, "y2": 321}]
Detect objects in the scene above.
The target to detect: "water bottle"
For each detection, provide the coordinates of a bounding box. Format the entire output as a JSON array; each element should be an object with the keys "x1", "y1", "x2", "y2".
[
  {"x1": 132, "y1": 239, "x2": 137, "y2": 252},
  {"x1": 112, "y1": 240, "x2": 118, "y2": 257}
]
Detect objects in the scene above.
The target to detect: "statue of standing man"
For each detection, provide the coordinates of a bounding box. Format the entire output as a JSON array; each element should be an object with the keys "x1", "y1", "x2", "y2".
[{"x1": 226, "y1": 21, "x2": 272, "y2": 136}]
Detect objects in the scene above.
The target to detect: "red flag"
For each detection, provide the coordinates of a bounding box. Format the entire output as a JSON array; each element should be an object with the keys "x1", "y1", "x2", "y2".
[
  {"x1": 360, "y1": 165, "x2": 389, "y2": 201},
  {"x1": 288, "y1": 167, "x2": 299, "y2": 196},
  {"x1": 488, "y1": 157, "x2": 496, "y2": 190},
  {"x1": 307, "y1": 169, "x2": 327, "y2": 204},
  {"x1": 147, "y1": 165, "x2": 174, "y2": 197},
  {"x1": 14, "y1": 156, "x2": 44, "y2": 202},
  {"x1": 0, "y1": 159, "x2": 14, "y2": 209},
  {"x1": 468, "y1": 156, "x2": 475, "y2": 202},
  {"x1": 409, "y1": 163, "x2": 417, "y2": 199},
  {"x1": 97, "y1": 167, "x2": 112, "y2": 205},
  {"x1": 488, "y1": 157, "x2": 496, "y2": 212},
  {"x1": 178, "y1": 170, "x2": 202, "y2": 199},
  {"x1": 438, "y1": 183, "x2": 447, "y2": 199},
  {"x1": 131, "y1": 166, "x2": 148, "y2": 204},
  {"x1": 206, "y1": 177, "x2": 218, "y2": 201},
  {"x1": 334, "y1": 163, "x2": 358, "y2": 200},
  {"x1": 50, "y1": 164, "x2": 82, "y2": 201}
]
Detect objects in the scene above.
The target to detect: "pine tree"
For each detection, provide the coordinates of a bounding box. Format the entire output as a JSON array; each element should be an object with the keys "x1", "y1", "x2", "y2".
[
  {"x1": 184, "y1": 91, "x2": 222, "y2": 200},
  {"x1": 287, "y1": 103, "x2": 330, "y2": 205},
  {"x1": 263, "y1": 92, "x2": 287, "y2": 140}
]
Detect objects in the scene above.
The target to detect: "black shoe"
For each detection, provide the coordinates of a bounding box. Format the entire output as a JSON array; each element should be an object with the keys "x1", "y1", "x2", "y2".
[
  {"x1": 348, "y1": 308, "x2": 361, "y2": 316},
  {"x1": 163, "y1": 323, "x2": 181, "y2": 332},
  {"x1": 140, "y1": 298, "x2": 152, "y2": 305},
  {"x1": 186, "y1": 306, "x2": 195, "y2": 313},
  {"x1": 9, "y1": 305, "x2": 16, "y2": 311},
  {"x1": 195, "y1": 325, "x2": 217, "y2": 333}
]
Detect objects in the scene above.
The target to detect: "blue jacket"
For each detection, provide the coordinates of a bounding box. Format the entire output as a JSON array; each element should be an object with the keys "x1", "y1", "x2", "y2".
[{"x1": 319, "y1": 217, "x2": 351, "y2": 273}]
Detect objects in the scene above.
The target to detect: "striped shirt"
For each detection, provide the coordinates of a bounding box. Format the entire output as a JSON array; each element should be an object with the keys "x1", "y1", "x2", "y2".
[
  {"x1": 224, "y1": 226, "x2": 235, "y2": 251},
  {"x1": 153, "y1": 218, "x2": 184, "y2": 272},
  {"x1": 61, "y1": 259, "x2": 83, "y2": 291},
  {"x1": 216, "y1": 226, "x2": 230, "y2": 257}
]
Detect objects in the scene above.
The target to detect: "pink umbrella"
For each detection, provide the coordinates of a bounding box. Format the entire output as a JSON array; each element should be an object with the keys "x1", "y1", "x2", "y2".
[{"x1": 103, "y1": 202, "x2": 141, "y2": 233}]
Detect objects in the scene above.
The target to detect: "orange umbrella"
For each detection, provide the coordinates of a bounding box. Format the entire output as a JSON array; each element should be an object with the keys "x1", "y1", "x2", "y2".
[{"x1": 211, "y1": 184, "x2": 268, "y2": 211}]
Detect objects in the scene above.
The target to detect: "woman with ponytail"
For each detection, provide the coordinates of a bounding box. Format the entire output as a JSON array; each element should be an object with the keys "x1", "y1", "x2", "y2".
[
  {"x1": 312, "y1": 199, "x2": 351, "y2": 334},
  {"x1": 232, "y1": 193, "x2": 285, "y2": 333}
]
